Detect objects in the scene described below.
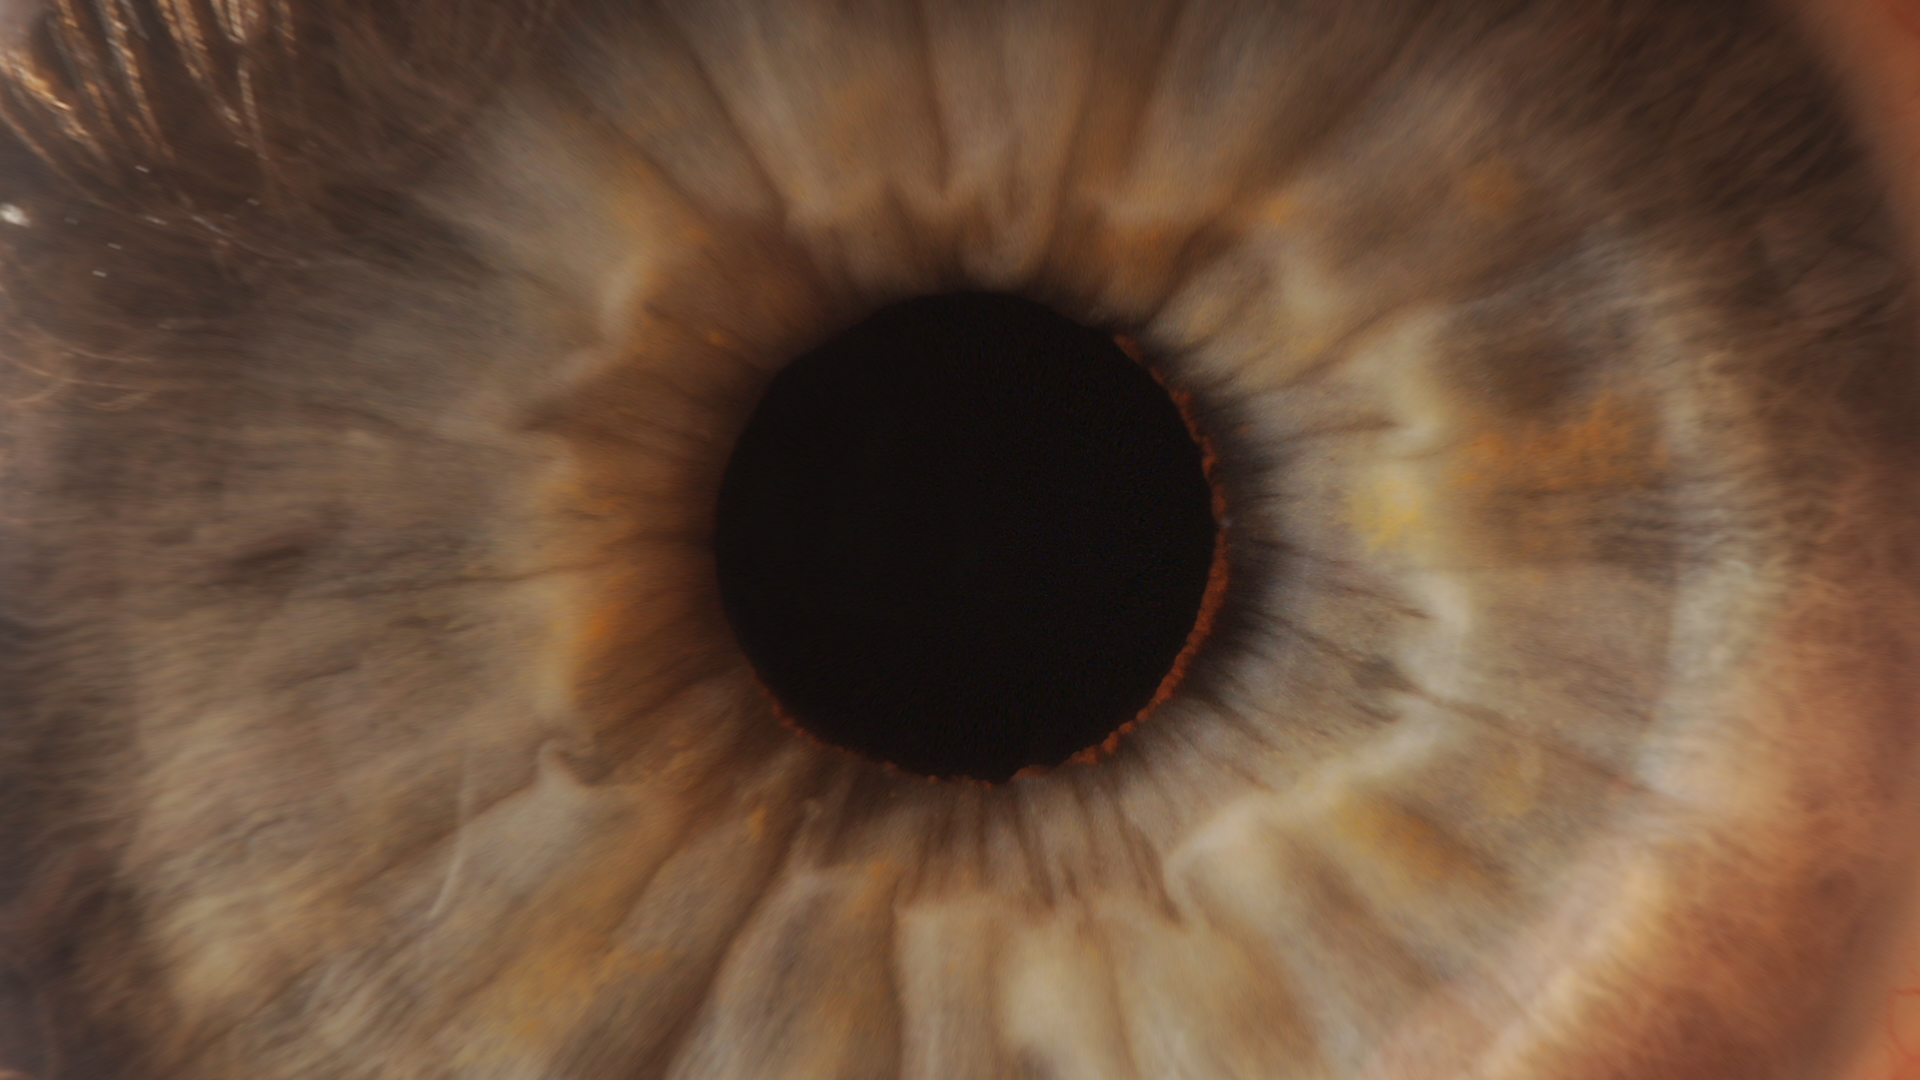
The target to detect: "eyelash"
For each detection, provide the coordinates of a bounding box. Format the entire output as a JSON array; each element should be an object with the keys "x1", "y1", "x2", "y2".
[{"x1": 4, "y1": 3, "x2": 1919, "y2": 1080}]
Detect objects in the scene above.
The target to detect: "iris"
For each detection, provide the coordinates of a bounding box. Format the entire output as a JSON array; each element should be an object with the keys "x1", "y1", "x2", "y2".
[{"x1": 1, "y1": 2, "x2": 1918, "y2": 1079}]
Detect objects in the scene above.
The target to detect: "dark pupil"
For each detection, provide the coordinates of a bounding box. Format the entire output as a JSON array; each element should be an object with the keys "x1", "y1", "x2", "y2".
[{"x1": 713, "y1": 292, "x2": 1219, "y2": 782}]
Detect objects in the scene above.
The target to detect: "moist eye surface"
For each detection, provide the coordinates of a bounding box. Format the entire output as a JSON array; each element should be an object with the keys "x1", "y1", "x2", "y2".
[
  {"x1": 714, "y1": 292, "x2": 1220, "y2": 781},
  {"x1": 3, "y1": 2, "x2": 1920, "y2": 1080}
]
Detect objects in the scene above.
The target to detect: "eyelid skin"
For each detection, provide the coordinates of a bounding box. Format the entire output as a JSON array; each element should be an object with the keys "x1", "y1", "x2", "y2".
[
  {"x1": 1787, "y1": 4, "x2": 1920, "y2": 1077},
  {"x1": 1797, "y1": 0, "x2": 1920, "y2": 262},
  {"x1": 2, "y1": 2, "x2": 1919, "y2": 1079}
]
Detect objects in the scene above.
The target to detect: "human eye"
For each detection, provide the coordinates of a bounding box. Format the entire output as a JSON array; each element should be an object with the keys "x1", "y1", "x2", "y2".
[{"x1": 2, "y1": 0, "x2": 1917, "y2": 1078}]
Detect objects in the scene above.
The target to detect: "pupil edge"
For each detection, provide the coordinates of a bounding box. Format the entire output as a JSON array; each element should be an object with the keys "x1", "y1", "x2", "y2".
[{"x1": 712, "y1": 292, "x2": 1227, "y2": 783}]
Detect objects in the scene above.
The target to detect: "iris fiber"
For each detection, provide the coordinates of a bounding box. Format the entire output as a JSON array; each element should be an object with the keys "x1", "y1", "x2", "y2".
[{"x1": 713, "y1": 293, "x2": 1220, "y2": 781}]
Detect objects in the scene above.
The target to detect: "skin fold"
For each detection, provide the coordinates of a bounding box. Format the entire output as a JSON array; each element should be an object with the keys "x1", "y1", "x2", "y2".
[
  {"x1": 1790, "y1": 6, "x2": 1920, "y2": 1078},
  {"x1": 2, "y1": 1, "x2": 1920, "y2": 1078}
]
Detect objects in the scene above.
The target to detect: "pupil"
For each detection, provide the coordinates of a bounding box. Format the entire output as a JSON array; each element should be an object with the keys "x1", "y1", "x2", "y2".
[{"x1": 713, "y1": 292, "x2": 1220, "y2": 782}]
